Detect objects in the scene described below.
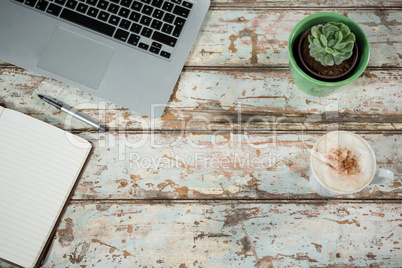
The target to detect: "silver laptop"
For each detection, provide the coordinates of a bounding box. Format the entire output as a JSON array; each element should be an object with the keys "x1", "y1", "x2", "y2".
[{"x1": 0, "y1": 0, "x2": 209, "y2": 117}]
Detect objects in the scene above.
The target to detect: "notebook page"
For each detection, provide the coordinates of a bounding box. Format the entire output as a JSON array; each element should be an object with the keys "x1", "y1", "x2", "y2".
[{"x1": 0, "y1": 109, "x2": 91, "y2": 268}]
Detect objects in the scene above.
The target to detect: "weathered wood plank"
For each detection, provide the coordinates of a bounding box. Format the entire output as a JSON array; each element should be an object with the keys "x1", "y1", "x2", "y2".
[
  {"x1": 2, "y1": 201, "x2": 401, "y2": 267},
  {"x1": 1, "y1": 68, "x2": 401, "y2": 131},
  {"x1": 187, "y1": 10, "x2": 401, "y2": 67},
  {"x1": 210, "y1": 0, "x2": 402, "y2": 8},
  {"x1": 67, "y1": 132, "x2": 402, "y2": 200}
]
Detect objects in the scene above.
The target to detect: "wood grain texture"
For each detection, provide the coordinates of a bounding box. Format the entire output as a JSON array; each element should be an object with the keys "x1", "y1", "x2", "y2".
[
  {"x1": 65, "y1": 132, "x2": 401, "y2": 200},
  {"x1": 2, "y1": 201, "x2": 401, "y2": 267},
  {"x1": 210, "y1": 0, "x2": 402, "y2": 8},
  {"x1": 1, "y1": 68, "x2": 401, "y2": 131},
  {"x1": 187, "y1": 10, "x2": 401, "y2": 67}
]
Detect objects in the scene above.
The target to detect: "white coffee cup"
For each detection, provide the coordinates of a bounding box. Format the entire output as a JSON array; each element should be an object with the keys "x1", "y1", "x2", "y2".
[{"x1": 309, "y1": 131, "x2": 394, "y2": 197}]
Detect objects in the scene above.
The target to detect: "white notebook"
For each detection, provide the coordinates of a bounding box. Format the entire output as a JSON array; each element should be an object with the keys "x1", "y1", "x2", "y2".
[{"x1": 0, "y1": 106, "x2": 92, "y2": 268}]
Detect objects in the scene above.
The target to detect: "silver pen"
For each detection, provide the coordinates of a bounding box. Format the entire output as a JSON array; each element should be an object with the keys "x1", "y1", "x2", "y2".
[{"x1": 38, "y1": 95, "x2": 108, "y2": 132}]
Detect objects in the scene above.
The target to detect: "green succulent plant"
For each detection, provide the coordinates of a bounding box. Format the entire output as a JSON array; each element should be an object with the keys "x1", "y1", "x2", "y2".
[{"x1": 308, "y1": 22, "x2": 356, "y2": 66}]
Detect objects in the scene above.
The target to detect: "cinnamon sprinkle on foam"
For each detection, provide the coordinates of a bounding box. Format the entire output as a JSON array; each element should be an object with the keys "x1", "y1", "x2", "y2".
[{"x1": 325, "y1": 147, "x2": 361, "y2": 175}]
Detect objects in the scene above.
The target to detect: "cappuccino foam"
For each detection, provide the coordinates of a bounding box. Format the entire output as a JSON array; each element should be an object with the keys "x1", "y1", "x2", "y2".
[{"x1": 311, "y1": 132, "x2": 376, "y2": 193}]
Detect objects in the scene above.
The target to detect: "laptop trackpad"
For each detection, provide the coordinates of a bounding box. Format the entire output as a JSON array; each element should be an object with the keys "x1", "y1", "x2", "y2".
[{"x1": 37, "y1": 27, "x2": 115, "y2": 89}]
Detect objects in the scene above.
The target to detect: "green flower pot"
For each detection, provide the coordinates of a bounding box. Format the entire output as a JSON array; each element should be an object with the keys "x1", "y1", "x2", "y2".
[{"x1": 288, "y1": 12, "x2": 370, "y2": 96}]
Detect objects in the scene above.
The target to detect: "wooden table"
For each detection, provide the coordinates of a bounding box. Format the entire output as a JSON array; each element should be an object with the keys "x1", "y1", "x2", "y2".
[{"x1": 1, "y1": 1, "x2": 401, "y2": 267}]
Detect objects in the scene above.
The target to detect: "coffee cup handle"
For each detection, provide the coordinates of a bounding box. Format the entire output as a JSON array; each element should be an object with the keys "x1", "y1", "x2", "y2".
[{"x1": 371, "y1": 168, "x2": 394, "y2": 184}]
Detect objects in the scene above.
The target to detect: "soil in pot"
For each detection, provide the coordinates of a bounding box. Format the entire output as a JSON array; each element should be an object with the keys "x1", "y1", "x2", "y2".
[{"x1": 298, "y1": 28, "x2": 358, "y2": 81}]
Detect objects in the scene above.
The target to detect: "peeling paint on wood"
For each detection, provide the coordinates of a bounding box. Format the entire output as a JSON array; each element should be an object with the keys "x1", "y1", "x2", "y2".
[
  {"x1": 69, "y1": 132, "x2": 401, "y2": 200},
  {"x1": 187, "y1": 10, "x2": 401, "y2": 67},
  {"x1": 2, "y1": 202, "x2": 401, "y2": 267},
  {"x1": 209, "y1": 0, "x2": 402, "y2": 8},
  {"x1": 0, "y1": 68, "x2": 401, "y2": 131}
]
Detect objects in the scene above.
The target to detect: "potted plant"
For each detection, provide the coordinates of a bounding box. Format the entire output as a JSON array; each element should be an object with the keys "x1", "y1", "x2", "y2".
[{"x1": 288, "y1": 12, "x2": 370, "y2": 96}]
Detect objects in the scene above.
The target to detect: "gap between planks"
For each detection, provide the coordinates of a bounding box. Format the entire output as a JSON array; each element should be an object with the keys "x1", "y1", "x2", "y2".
[
  {"x1": 1, "y1": 65, "x2": 402, "y2": 71},
  {"x1": 68, "y1": 129, "x2": 402, "y2": 134},
  {"x1": 208, "y1": 6, "x2": 402, "y2": 10},
  {"x1": 183, "y1": 66, "x2": 402, "y2": 72},
  {"x1": 69, "y1": 199, "x2": 402, "y2": 205}
]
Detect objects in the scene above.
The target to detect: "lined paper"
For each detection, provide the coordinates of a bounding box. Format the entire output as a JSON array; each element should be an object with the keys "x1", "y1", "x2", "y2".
[{"x1": 0, "y1": 108, "x2": 91, "y2": 268}]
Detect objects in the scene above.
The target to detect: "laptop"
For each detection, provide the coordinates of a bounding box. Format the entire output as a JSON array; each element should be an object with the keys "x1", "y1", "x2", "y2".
[{"x1": 0, "y1": 0, "x2": 209, "y2": 117}]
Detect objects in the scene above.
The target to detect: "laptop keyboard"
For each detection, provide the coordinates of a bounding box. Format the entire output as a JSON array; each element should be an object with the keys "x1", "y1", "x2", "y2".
[{"x1": 13, "y1": 0, "x2": 195, "y2": 60}]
